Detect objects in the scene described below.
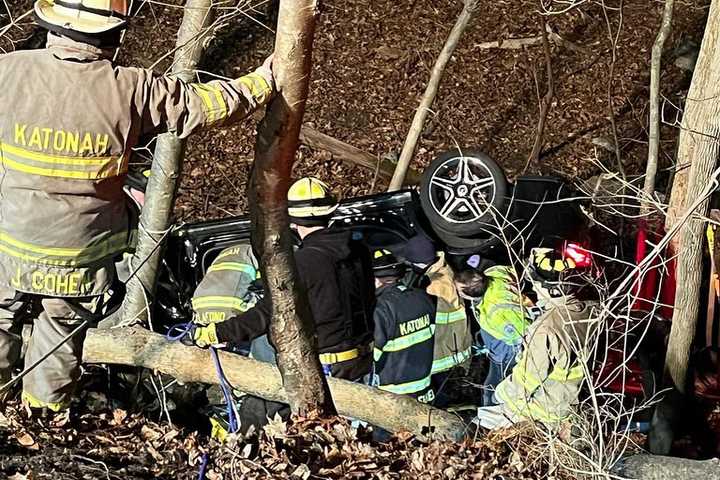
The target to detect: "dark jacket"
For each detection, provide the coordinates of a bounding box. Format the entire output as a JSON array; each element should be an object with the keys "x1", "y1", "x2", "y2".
[
  {"x1": 373, "y1": 283, "x2": 437, "y2": 401},
  {"x1": 216, "y1": 228, "x2": 375, "y2": 378}
]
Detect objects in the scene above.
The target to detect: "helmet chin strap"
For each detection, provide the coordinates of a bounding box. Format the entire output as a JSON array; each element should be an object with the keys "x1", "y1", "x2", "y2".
[{"x1": 112, "y1": 0, "x2": 133, "y2": 61}]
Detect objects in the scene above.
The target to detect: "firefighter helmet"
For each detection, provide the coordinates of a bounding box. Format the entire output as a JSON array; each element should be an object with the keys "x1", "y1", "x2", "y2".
[
  {"x1": 372, "y1": 249, "x2": 405, "y2": 278},
  {"x1": 528, "y1": 245, "x2": 592, "y2": 299},
  {"x1": 34, "y1": 0, "x2": 129, "y2": 36},
  {"x1": 287, "y1": 177, "x2": 338, "y2": 225}
]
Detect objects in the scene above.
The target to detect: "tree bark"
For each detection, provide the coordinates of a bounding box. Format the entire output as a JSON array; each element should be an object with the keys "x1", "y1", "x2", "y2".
[
  {"x1": 118, "y1": 0, "x2": 213, "y2": 327},
  {"x1": 615, "y1": 455, "x2": 720, "y2": 480},
  {"x1": 643, "y1": 0, "x2": 675, "y2": 215},
  {"x1": 665, "y1": 0, "x2": 720, "y2": 394},
  {"x1": 387, "y1": 0, "x2": 477, "y2": 191},
  {"x1": 248, "y1": 0, "x2": 335, "y2": 416},
  {"x1": 524, "y1": 16, "x2": 554, "y2": 172},
  {"x1": 82, "y1": 327, "x2": 467, "y2": 441}
]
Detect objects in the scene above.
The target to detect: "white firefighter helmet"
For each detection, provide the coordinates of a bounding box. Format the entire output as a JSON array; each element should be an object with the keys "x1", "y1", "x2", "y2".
[{"x1": 34, "y1": 0, "x2": 129, "y2": 35}]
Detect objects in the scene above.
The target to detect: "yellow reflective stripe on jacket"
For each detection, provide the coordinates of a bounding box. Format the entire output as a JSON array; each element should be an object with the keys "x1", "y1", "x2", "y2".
[
  {"x1": 511, "y1": 360, "x2": 543, "y2": 393},
  {"x1": 1, "y1": 143, "x2": 127, "y2": 180},
  {"x1": 238, "y1": 72, "x2": 272, "y2": 101},
  {"x1": 190, "y1": 83, "x2": 229, "y2": 123},
  {"x1": 191, "y1": 295, "x2": 250, "y2": 312},
  {"x1": 381, "y1": 324, "x2": 435, "y2": 353},
  {"x1": 548, "y1": 364, "x2": 584, "y2": 382},
  {"x1": 495, "y1": 385, "x2": 565, "y2": 423},
  {"x1": 0, "y1": 230, "x2": 128, "y2": 267},
  {"x1": 207, "y1": 262, "x2": 256, "y2": 276},
  {"x1": 209, "y1": 85, "x2": 228, "y2": 120},
  {"x1": 373, "y1": 347, "x2": 383, "y2": 362},
  {"x1": 22, "y1": 390, "x2": 67, "y2": 412},
  {"x1": 435, "y1": 308, "x2": 466, "y2": 325},
  {"x1": 379, "y1": 375, "x2": 432, "y2": 395},
  {"x1": 431, "y1": 346, "x2": 471, "y2": 374}
]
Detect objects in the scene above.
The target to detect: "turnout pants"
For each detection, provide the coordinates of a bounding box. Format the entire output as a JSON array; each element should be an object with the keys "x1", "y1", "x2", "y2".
[{"x1": 0, "y1": 288, "x2": 101, "y2": 410}]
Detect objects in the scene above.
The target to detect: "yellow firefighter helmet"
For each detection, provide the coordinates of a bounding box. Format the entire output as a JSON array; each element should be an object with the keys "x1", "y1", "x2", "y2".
[
  {"x1": 34, "y1": 0, "x2": 129, "y2": 35},
  {"x1": 287, "y1": 177, "x2": 338, "y2": 225}
]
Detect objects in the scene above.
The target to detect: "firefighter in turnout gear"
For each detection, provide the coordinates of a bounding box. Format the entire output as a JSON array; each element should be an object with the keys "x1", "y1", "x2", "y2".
[
  {"x1": 0, "y1": 0, "x2": 275, "y2": 411},
  {"x1": 371, "y1": 249, "x2": 436, "y2": 403},
  {"x1": 195, "y1": 178, "x2": 376, "y2": 381},
  {"x1": 401, "y1": 235, "x2": 472, "y2": 407},
  {"x1": 191, "y1": 244, "x2": 261, "y2": 326},
  {"x1": 454, "y1": 261, "x2": 529, "y2": 406},
  {"x1": 478, "y1": 248, "x2": 598, "y2": 428}
]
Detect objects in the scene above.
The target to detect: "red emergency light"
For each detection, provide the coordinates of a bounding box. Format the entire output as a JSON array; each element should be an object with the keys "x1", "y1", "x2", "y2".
[{"x1": 564, "y1": 242, "x2": 592, "y2": 268}]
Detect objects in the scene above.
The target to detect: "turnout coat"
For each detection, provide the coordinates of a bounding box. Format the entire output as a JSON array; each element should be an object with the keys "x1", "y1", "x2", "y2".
[{"x1": 0, "y1": 33, "x2": 272, "y2": 298}]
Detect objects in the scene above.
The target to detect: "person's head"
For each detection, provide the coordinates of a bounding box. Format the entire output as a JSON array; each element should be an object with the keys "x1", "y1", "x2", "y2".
[
  {"x1": 287, "y1": 177, "x2": 338, "y2": 238},
  {"x1": 527, "y1": 247, "x2": 595, "y2": 303},
  {"x1": 372, "y1": 249, "x2": 405, "y2": 288},
  {"x1": 453, "y1": 268, "x2": 488, "y2": 301},
  {"x1": 402, "y1": 234, "x2": 437, "y2": 271},
  {"x1": 34, "y1": 0, "x2": 130, "y2": 49}
]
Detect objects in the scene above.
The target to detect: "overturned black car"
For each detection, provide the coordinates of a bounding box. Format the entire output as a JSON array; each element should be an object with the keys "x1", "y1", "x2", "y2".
[{"x1": 124, "y1": 148, "x2": 587, "y2": 327}]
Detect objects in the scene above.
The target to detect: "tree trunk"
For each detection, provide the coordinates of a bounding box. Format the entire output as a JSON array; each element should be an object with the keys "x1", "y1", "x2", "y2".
[
  {"x1": 524, "y1": 16, "x2": 554, "y2": 172},
  {"x1": 118, "y1": 0, "x2": 213, "y2": 327},
  {"x1": 388, "y1": 0, "x2": 477, "y2": 191},
  {"x1": 665, "y1": 0, "x2": 720, "y2": 395},
  {"x1": 82, "y1": 327, "x2": 467, "y2": 441},
  {"x1": 643, "y1": 0, "x2": 675, "y2": 215},
  {"x1": 248, "y1": 0, "x2": 335, "y2": 416},
  {"x1": 615, "y1": 455, "x2": 720, "y2": 480}
]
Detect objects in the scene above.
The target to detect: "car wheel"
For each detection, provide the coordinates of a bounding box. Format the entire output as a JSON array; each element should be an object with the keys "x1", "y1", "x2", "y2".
[
  {"x1": 420, "y1": 149, "x2": 509, "y2": 237},
  {"x1": 431, "y1": 219, "x2": 503, "y2": 255}
]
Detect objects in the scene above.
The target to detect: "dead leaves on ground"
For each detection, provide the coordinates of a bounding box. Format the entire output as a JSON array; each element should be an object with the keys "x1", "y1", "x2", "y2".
[{"x1": 1, "y1": 398, "x2": 558, "y2": 479}]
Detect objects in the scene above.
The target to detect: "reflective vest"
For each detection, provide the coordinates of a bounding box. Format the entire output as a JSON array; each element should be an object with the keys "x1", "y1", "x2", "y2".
[
  {"x1": 495, "y1": 298, "x2": 597, "y2": 424},
  {"x1": 0, "y1": 34, "x2": 272, "y2": 297},
  {"x1": 373, "y1": 284, "x2": 436, "y2": 399},
  {"x1": 192, "y1": 245, "x2": 260, "y2": 325},
  {"x1": 425, "y1": 254, "x2": 472, "y2": 374},
  {"x1": 472, "y1": 266, "x2": 529, "y2": 362}
]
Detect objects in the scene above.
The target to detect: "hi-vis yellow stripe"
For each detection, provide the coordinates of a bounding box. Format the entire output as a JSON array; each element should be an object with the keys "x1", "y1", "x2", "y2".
[
  {"x1": 207, "y1": 262, "x2": 256, "y2": 276},
  {"x1": 1, "y1": 143, "x2": 126, "y2": 180},
  {"x1": 0, "y1": 230, "x2": 128, "y2": 266},
  {"x1": 192, "y1": 295, "x2": 250, "y2": 312},
  {"x1": 238, "y1": 72, "x2": 271, "y2": 101},
  {"x1": 190, "y1": 83, "x2": 228, "y2": 124}
]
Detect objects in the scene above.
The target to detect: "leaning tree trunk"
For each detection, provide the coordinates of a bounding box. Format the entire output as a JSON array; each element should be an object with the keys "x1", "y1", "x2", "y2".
[
  {"x1": 387, "y1": 0, "x2": 477, "y2": 191},
  {"x1": 119, "y1": 0, "x2": 213, "y2": 327},
  {"x1": 248, "y1": 0, "x2": 335, "y2": 416},
  {"x1": 642, "y1": 0, "x2": 675, "y2": 215},
  {"x1": 665, "y1": 0, "x2": 720, "y2": 396}
]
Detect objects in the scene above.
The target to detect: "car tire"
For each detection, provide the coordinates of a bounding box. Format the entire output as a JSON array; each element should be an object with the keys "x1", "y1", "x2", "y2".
[
  {"x1": 431, "y1": 220, "x2": 503, "y2": 255},
  {"x1": 420, "y1": 149, "x2": 509, "y2": 238}
]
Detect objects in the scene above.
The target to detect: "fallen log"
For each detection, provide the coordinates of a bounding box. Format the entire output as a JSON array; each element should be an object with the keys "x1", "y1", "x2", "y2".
[
  {"x1": 250, "y1": 109, "x2": 421, "y2": 185},
  {"x1": 299, "y1": 126, "x2": 422, "y2": 185},
  {"x1": 82, "y1": 327, "x2": 467, "y2": 441},
  {"x1": 615, "y1": 455, "x2": 720, "y2": 480}
]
